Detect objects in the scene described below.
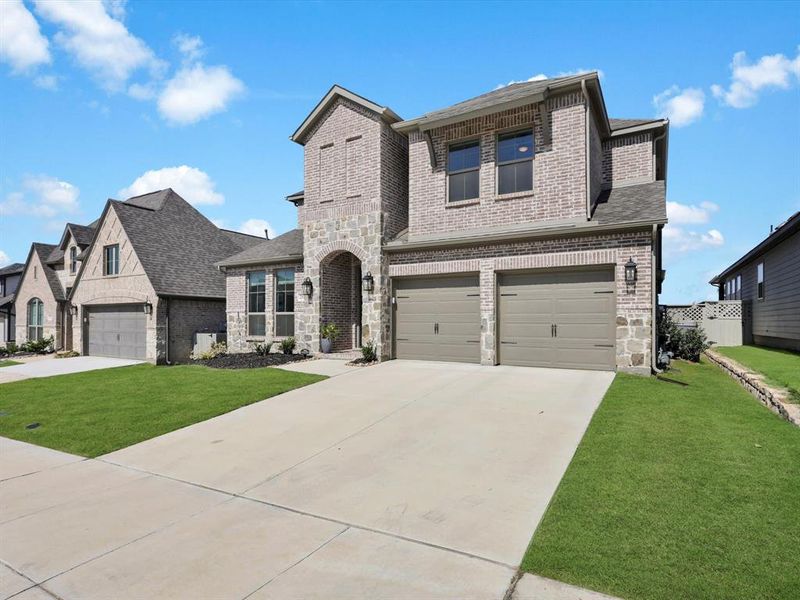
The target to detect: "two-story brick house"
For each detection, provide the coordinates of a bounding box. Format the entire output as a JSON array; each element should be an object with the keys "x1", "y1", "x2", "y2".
[
  {"x1": 221, "y1": 72, "x2": 668, "y2": 374},
  {"x1": 0, "y1": 262, "x2": 24, "y2": 346}
]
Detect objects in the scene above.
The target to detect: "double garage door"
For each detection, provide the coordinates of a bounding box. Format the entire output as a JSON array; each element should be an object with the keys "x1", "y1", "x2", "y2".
[
  {"x1": 85, "y1": 305, "x2": 147, "y2": 360},
  {"x1": 393, "y1": 268, "x2": 616, "y2": 371}
]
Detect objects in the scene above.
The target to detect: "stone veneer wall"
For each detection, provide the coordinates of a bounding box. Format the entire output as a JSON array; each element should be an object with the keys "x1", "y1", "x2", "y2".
[
  {"x1": 407, "y1": 92, "x2": 588, "y2": 237},
  {"x1": 225, "y1": 263, "x2": 303, "y2": 353},
  {"x1": 602, "y1": 131, "x2": 654, "y2": 187},
  {"x1": 70, "y1": 204, "x2": 161, "y2": 362},
  {"x1": 388, "y1": 229, "x2": 654, "y2": 374},
  {"x1": 14, "y1": 250, "x2": 61, "y2": 346}
]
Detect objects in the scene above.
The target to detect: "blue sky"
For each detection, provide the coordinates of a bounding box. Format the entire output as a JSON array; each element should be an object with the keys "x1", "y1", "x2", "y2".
[{"x1": 1, "y1": 0, "x2": 798, "y2": 304}]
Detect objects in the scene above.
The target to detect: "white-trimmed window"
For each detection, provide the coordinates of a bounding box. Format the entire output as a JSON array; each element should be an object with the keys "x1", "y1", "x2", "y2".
[
  {"x1": 275, "y1": 269, "x2": 295, "y2": 337},
  {"x1": 27, "y1": 298, "x2": 44, "y2": 341},
  {"x1": 447, "y1": 140, "x2": 480, "y2": 202},
  {"x1": 757, "y1": 262, "x2": 764, "y2": 299},
  {"x1": 69, "y1": 246, "x2": 78, "y2": 274},
  {"x1": 103, "y1": 244, "x2": 119, "y2": 276},
  {"x1": 497, "y1": 129, "x2": 534, "y2": 195},
  {"x1": 246, "y1": 271, "x2": 266, "y2": 336}
]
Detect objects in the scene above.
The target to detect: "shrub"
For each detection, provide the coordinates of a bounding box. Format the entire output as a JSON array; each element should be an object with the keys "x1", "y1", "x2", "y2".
[
  {"x1": 320, "y1": 323, "x2": 340, "y2": 341},
  {"x1": 6, "y1": 342, "x2": 18, "y2": 354},
  {"x1": 253, "y1": 342, "x2": 273, "y2": 356},
  {"x1": 361, "y1": 339, "x2": 377, "y2": 362},
  {"x1": 675, "y1": 327, "x2": 710, "y2": 362},
  {"x1": 55, "y1": 350, "x2": 80, "y2": 359},
  {"x1": 192, "y1": 341, "x2": 227, "y2": 361},
  {"x1": 280, "y1": 337, "x2": 296, "y2": 355},
  {"x1": 23, "y1": 336, "x2": 54, "y2": 354}
]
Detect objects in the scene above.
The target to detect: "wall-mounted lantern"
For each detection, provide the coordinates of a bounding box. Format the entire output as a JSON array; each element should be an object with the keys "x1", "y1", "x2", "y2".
[
  {"x1": 69, "y1": 304, "x2": 78, "y2": 317},
  {"x1": 624, "y1": 257, "x2": 638, "y2": 284},
  {"x1": 302, "y1": 277, "x2": 313, "y2": 298},
  {"x1": 143, "y1": 302, "x2": 153, "y2": 315},
  {"x1": 362, "y1": 271, "x2": 374, "y2": 294}
]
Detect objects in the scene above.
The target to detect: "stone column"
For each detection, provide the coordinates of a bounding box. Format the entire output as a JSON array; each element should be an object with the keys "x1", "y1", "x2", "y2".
[{"x1": 480, "y1": 260, "x2": 496, "y2": 365}]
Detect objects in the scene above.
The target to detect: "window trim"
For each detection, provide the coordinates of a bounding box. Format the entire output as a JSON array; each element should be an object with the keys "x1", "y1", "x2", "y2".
[
  {"x1": 246, "y1": 270, "x2": 266, "y2": 338},
  {"x1": 496, "y1": 128, "x2": 535, "y2": 197},
  {"x1": 27, "y1": 297, "x2": 43, "y2": 342},
  {"x1": 446, "y1": 138, "x2": 481, "y2": 203},
  {"x1": 69, "y1": 246, "x2": 78, "y2": 274},
  {"x1": 103, "y1": 244, "x2": 120, "y2": 276},
  {"x1": 274, "y1": 268, "x2": 295, "y2": 338},
  {"x1": 757, "y1": 262, "x2": 765, "y2": 300}
]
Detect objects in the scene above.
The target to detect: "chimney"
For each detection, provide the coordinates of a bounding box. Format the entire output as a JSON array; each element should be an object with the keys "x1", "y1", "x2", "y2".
[
  {"x1": 264, "y1": 229, "x2": 270, "y2": 240},
  {"x1": 770, "y1": 225, "x2": 774, "y2": 233}
]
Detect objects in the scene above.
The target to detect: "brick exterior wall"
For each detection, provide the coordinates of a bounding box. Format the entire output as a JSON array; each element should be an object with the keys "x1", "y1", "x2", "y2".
[
  {"x1": 602, "y1": 131, "x2": 654, "y2": 187},
  {"x1": 588, "y1": 105, "x2": 604, "y2": 205},
  {"x1": 167, "y1": 298, "x2": 226, "y2": 362},
  {"x1": 70, "y1": 205, "x2": 162, "y2": 362},
  {"x1": 388, "y1": 229, "x2": 654, "y2": 374},
  {"x1": 408, "y1": 92, "x2": 588, "y2": 238},
  {"x1": 225, "y1": 263, "x2": 304, "y2": 353},
  {"x1": 320, "y1": 251, "x2": 361, "y2": 351},
  {"x1": 14, "y1": 251, "x2": 61, "y2": 347}
]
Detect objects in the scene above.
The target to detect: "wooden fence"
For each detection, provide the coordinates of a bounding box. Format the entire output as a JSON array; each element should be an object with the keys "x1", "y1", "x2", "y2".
[{"x1": 661, "y1": 300, "x2": 748, "y2": 346}]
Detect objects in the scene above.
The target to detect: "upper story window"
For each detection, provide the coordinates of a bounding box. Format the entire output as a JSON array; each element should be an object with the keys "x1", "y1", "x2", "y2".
[
  {"x1": 447, "y1": 140, "x2": 480, "y2": 202},
  {"x1": 275, "y1": 269, "x2": 295, "y2": 337},
  {"x1": 27, "y1": 298, "x2": 43, "y2": 341},
  {"x1": 757, "y1": 262, "x2": 764, "y2": 299},
  {"x1": 247, "y1": 271, "x2": 266, "y2": 336},
  {"x1": 103, "y1": 244, "x2": 119, "y2": 276},
  {"x1": 69, "y1": 247, "x2": 78, "y2": 274},
  {"x1": 735, "y1": 274, "x2": 742, "y2": 300},
  {"x1": 0, "y1": 277, "x2": 5, "y2": 297},
  {"x1": 497, "y1": 130, "x2": 533, "y2": 195}
]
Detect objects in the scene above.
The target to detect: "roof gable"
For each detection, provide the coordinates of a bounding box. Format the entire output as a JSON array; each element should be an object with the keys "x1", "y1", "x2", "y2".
[
  {"x1": 16, "y1": 243, "x2": 65, "y2": 303},
  {"x1": 291, "y1": 85, "x2": 401, "y2": 145}
]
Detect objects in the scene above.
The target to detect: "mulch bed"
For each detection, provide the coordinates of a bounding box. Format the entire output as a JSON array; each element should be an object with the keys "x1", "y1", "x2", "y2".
[
  {"x1": 346, "y1": 357, "x2": 378, "y2": 367},
  {"x1": 192, "y1": 352, "x2": 312, "y2": 370}
]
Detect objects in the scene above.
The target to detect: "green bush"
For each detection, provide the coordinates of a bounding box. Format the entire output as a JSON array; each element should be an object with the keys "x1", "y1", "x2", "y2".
[
  {"x1": 6, "y1": 342, "x2": 18, "y2": 354},
  {"x1": 253, "y1": 342, "x2": 273, "y2": 356},
  {"x1": 191, "y1": 341, "x2": 227, "y2": 361},
  {"x1": 55, "y1": 350, "x2": 80, "y2": 359},
  {"x1": 280, "y1": 337, "x2": 296, "y2": 355},
  {"x1": 0, "y1": 346, "x2": 7, "y2": 357},
  {"x1": 658, "y1": 312, "x2": 710, "y2": 363},
  {"x1": 361, "y1": 339, "x2": 377, "y2": 362},
  {"x1": 320, "y1": 323, "x2": 340, "y2": 341},
  {"x1": 23, "y1": 336, "x2": 54, "y2": 354}
]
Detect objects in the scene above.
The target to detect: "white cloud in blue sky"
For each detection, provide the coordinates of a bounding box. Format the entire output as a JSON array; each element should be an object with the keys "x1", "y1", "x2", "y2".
[
  {"x1": 712, "y1": 48, "x2": 800, "y2": 108},
  {"x1": 0, "y1": 175, "x2": 80, "y2": 218},
  {"x1": 0, "y1": 0, "x2": 51, "y2": 73},
  {"x1": 653, "y1": 86, "x2": 705, "y2": 127},
  {"x1": 118, "y1": 166, "x2": 224, "y2": 205}
]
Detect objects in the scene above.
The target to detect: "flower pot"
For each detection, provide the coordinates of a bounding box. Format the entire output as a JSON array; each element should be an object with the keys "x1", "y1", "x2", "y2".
[{"x1": 320, "y1": 338, "x2": 333, "y2": 353}]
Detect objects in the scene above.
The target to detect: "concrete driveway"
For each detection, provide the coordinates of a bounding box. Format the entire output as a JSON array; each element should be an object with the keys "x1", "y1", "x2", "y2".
[
  {"x1": 0, "y1": 356, "x2": 142, "y2": 384},
  {"x1": 0, "y1": 360, "x2": 614, "y2": 599}
]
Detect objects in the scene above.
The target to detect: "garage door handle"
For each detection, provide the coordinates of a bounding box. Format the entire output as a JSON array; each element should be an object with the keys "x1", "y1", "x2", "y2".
[
  {"x1": 434, "y1": 323, "x2": 439, "y2": 334},
  {"x1": 594, "y1": 290, "x2": 613, "y2": 294},
  {"x1": 500, "y1": 341, "x2": 517, "y2": 345},
  {"x1": 594, "y1": 344, "x2": 613, "y2": 347},
  {"x1": 396, "y1": 338, "x2": 409, "y2": 341},
  {"x1": 466, "y1": 340, "x2": 480, "y2": 343}
]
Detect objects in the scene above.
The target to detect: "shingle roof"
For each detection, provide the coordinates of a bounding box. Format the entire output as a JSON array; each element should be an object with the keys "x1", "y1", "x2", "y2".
[
  {"x1": 591, "y1": 181, "x2": 667, "y2": 226},
  {"x1": 68, "y1": 223, "x2": 97, "y2": 246},
  {"x1": 107, "y1": 189, "x2": 257, "y2": 298},
  {"x1": 0, "y1": 294, "x2": 14, "y2": 309},
  {"x1": 45, "y1": 247, "x2": 64, "y2": 265},
  {"x1": 217, "y1": 229, "x2": 304, "y2": 268},
  {"x1": 0, "y1": 262, "x2": 24, "y2": 276},
  {"x1": 396, "y1": 73, "x2": 595, "y2": 131},
  {"x1": 220, "y1": 229, "x2": 265, "y2": 249},
  {"x1": 32, "y1": 243, "x2": 65, "y2": 301}
]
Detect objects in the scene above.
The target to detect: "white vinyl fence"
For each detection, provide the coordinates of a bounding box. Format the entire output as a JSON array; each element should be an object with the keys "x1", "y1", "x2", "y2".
[{"x1": 662, "y1": 300, "x2": 747, "y2": 346}]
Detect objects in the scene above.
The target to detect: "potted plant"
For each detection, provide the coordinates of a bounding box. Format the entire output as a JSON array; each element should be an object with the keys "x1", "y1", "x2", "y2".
[{"x1": 320, "y1": 322, "x2": 340, "y2": 354}]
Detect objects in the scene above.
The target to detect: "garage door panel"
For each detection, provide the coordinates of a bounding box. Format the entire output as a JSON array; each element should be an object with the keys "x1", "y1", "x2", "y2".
[
  {"x1": 86, "y1": 305, "x2": 146, "y2": 360},
  {"x1": 556, "y1": 322, "x2": 614, "y2": 343}
]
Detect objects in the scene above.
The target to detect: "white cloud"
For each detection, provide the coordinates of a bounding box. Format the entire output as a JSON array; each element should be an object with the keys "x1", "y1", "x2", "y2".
[
  {"x1": 173, "y1": 33, "x2": 205, "y2": 62},
  {"x1": 238, "y1": 219, "x2": 274, "y2": 239},
  {"x1": 119, "y1": 166, "x2": 224, "y2": 205},
  {"x1": 33, "y1": 0, "x2": 165, "y2": 91},
  {"x1": 0, "y1": 250, "x2": 11, "y2": 268},
  {"x1": 666, "y1": 200, "x2": 719, "y2": 225},
  {"x1": 653, "y1": 86, "x2": 705, "y2": 127},
  {"x1": 711, "y1": 49, "x2": 800, "y2": 108},
  {"x1": 663, "y1": 225, "x2": 724, "y2": 254},
  {"x1": 0, "y1": 0, "x2": 51, "y2": 73},
  {"x1": 33, "y1": 74, "x2": 59, "y2": 90},
  {"x1": 127, "y1": 81, "x2": 157, "y2": 100},
  {"x1": 102, "y1": 0, "x2": 127, "y2": 20},
  {"x1": 157, "y1": 63, "x2": 244, "y2": 125},
  {"x1": 0, "y1": 175, "x2": 80, "y2": 218}
]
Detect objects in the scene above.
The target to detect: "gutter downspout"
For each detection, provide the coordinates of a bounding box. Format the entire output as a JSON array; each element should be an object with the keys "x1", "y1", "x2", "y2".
[
  {"x1": 652, "y1": 128, "x2": 668, "y2": 181},
  {"x1": 164, "y1": 297, "x2": 171, "y2": 365},
  {"x1": 651, "y1": 224, "x2": 661, "y2": 374},
  {"x1": 581, "y1": 80, "x2": 592, "y2": 220}
]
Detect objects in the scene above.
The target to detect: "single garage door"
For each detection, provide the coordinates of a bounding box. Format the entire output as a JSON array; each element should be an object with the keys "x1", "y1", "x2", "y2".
[
  {"x1": 393, "y1": 275, "x2": 480, "y2": 363},
  {"x1": 85, "y1": 305, "x2": 147, "y2": 360},
  {"x1": 498, "y1": 268, "x2": 616, "y2": 371}
]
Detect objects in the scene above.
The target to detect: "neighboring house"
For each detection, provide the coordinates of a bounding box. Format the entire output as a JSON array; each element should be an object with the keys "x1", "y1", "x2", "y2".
[
  {"x1": 710, "y1": 211, "x2": 800, "y2": 351},
  {"x1": 0, "y1": 262, "x2": 24, "y2": 346},
  {"x1": 220, "y1": 72, "x2": 668, "y2": 374},
  {"x1": 14, "y1": 189, "x2": 262, "y2": 362}
]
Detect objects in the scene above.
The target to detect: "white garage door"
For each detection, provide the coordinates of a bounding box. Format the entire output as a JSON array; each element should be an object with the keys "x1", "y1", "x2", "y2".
[{"x1": 85, "y1": 305, "x2": 147, "y2": 360}]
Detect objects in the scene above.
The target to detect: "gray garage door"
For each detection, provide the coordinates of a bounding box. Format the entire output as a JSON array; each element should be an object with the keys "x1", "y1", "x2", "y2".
[
  {"x1": 393, "y1": 276, "x2": 480, "y2": 363},
  {"x1": 86, "y1": 305, "x2": 147, "y2": 360},
  {"x1": 498, "y1": 268, "x2": 616, "y2": 371}
]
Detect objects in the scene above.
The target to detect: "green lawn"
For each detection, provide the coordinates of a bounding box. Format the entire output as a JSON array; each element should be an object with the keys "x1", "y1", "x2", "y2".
[
  {"x1": 0, "y1": 359, "x2": 22, "y2": 368},
  {"x1": 521, "y1": 358, "x2": 799, "y2": 600},
  {"x1": 715, "y1": 345, "x2": 800, "y2": 402},
  {"x1": 0, "y1": 364, "x2": 325, "y2": 457}
]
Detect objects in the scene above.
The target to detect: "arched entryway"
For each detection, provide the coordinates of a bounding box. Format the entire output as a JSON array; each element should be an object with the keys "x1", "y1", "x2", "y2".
[{"x1": 319, "y1": 250, "x2": 363, "y2": 352}]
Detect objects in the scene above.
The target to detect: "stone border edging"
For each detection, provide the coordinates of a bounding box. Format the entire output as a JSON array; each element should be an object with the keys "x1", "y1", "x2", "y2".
[{"x1": 705, "y1": 349, "x2": 800, "y2": 427}]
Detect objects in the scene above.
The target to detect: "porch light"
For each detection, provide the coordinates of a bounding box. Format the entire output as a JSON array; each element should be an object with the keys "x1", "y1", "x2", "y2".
[
  {"x1": 69, "y1": 304, "x2": 78, "y2": 317},
  {"x1": 362, "y1": 271, "x2": 374, "y2": 293},
  {"x1": 302, "y1": 277, "x2": 313, "y2": 298},
  {"x1": 143, "y1": 302, "x2": 153, "y2": 315},
  {"x1": 624, "y1": 257, "x2": 638, "y2": 284}
]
